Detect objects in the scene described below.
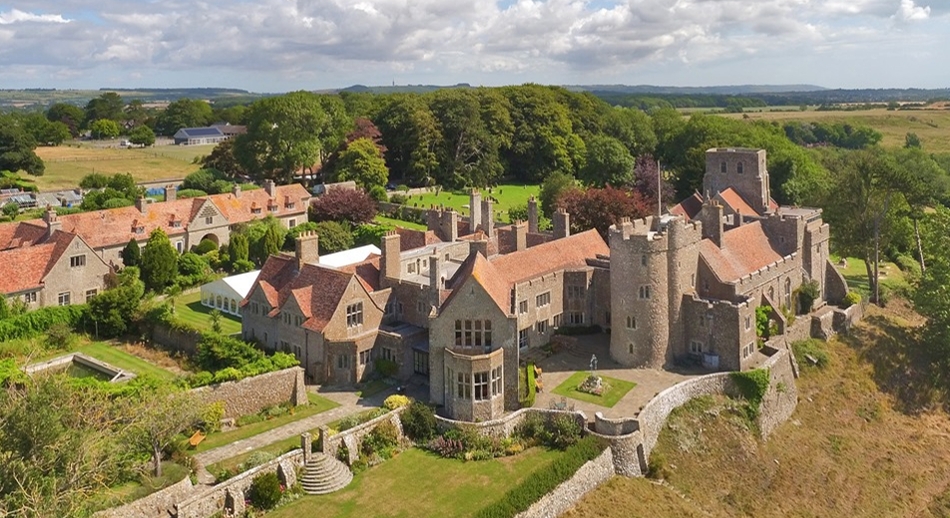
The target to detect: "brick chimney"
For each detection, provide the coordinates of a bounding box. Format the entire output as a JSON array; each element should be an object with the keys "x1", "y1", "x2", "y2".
[
  {"x1": 553, "y1": 208, "x2": 570, "y2": 239},
  {"x1": 232, "y1": 183, "x2": 241, "y2": 198},
  {"x1": 295, "y1": 231, "x2": 319, "y2": 270},
  {"x1": 512, "y1": 220, "x2": 527, "y2": 251},
  {"x1": 135, "y1": 196, "x2": 147, "y2": 214},
  {"x1": 264, "y1": 179, "x2": 276, "y2": 197},
  {"x1": 527, "y1": 196, "x2": 539, "y2": 234},
  {"x1": 480, "y1": 198, "x2": 494, "y2": 239},
  {"x1": 470, "y1": 233, "x2": 489, "y2": 258},
  {"x1": 429, "y1": 255, "x2": 442, "y2": 307},
  {"x1": 43, "y1": 206, "x2": 61, "y2": 239},
  {"x1": 469, "y1": 189, "x2": 481, "y2": 234},
  {"x1": 381, "y1": 231, "x2": 401, "y2": 284},
  {"x1": 164, "y1": 185, "x2": 177, "y2": 202}
]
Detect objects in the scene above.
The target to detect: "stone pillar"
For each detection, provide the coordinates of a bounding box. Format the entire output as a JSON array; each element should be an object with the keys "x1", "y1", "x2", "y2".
[
  {"x1": 302, "y1": 432, "x2": 312, "y2": 462},
  {"x1": 225, "y1": 488, "x2": 245, "y2": 516},
  {"x1": 527, "y1": 196, "x2": 539, "y2": 234},
  {"x1": 278, "y1": 459, "x2": 298, "y2": 487}
]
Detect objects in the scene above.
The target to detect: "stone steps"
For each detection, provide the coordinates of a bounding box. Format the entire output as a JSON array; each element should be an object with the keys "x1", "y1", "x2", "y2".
[{"x1": 300, "y1": 453, "x2": 353, "y2": 495}]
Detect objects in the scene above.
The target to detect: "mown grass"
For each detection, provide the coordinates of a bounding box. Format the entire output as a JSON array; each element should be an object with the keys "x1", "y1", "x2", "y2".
[
  {"x1": 551, "y1": 371, "x2": 637, "y2": 408},
  {"x1": 267, "y1": 447, "x2": 563, "y2": 518},
  {"x1": 398, "y1": 184, "x2": 541, "y2": 222},
  {"x1": 73, "y1": 341, "x2": 179, "y2": 381},
  {"x1": 833, "y1": 256, "x2": 909, "y2": 300},
  {"x1": 567, "y1": 301, "x2": 950, "y2": 518},
  {"x1": 195, "y1": 392, "x2": 339, "y2": 453},
  {"x1": 373, "y1": 215, "x2": 427, "y2": 231},
  {"x1": 172, "y1": 291, "x2": 242, "y2": 335},
  {"x1": 32, "y1": 144, "x2": 212, "y2": 191},
  {"x1": 90, "y1": 461, "x2": 190, "y2": 512}
]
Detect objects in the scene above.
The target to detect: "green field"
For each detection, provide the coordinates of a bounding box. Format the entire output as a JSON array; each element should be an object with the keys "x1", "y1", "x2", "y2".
[
  {"x1": 833, "y1": 256, "x2": 909, "y2": 300},
  {"x1": 268, "y1": 447, "x2": 563, "y2": 518},
  {"x1": 32, "y1": 144, "x2": 212, "y2": 191},
  {"x1": 398, "y1": 184, "x2": 541, "y2": 222},
  {"x1": 551, "y1": 371, "x2": 637, "y2": 408},
  {"x1": 195, "y1": 392, "x2": 339, "y2": 453},
  {"x1": 173, "y1": 291, "x2": 242, "y2": 335},
  {"x1": 71, "y1": 341, "x2": 179, "y2": 381}
]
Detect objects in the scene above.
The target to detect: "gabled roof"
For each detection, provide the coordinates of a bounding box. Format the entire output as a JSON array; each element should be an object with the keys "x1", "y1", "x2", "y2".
[
  {"x1": 670, "y1": 192, "x2": 703, "y2": 221},
  {"x1": 699, "y1": 221, "x2": 783, "y2": 283},
  {"x1": 0, "y1": 230, "x2": 83, "y2": 294},
  {"x1": 0, "y1": 221, "x2": 47, "y2": 250},
  {"x1": 490, "y1": 229, "x2": 609, "y2": 285},
  {"x1": 716, "y1": 188, "x2": 758, "y2": 217},
  {"x1": 339, "y1": 256, "x2": 380, "y2": 293},
  {"x1": 442, "y1": 252, "x2": 511, "y2": 315},
  {"x1": 395, "y1": 227, "x2": 441, "y2": 251},
  {"x1": 175, "y1": 126, "x2": 225, "y2": 138},
  {"x1": 247, "y1": 255, "x2": 297, "y2": 309},
  {"x1": 290, "y1": 265, "x2": 360, "y2": 332}
]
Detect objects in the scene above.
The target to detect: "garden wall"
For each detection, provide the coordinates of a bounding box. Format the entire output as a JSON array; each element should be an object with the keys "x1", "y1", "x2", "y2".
[
  {"x1": 175, "y1": 449, "x2": 304, "y2": 518},
  {"x1": 434, "y1": 408, "x2": 587, "y2": 439},
  {"x1": 189, "y1": 367, "x2": 308, "y2": 419},
  {"x1": 94, "y1": 476, "x2": 194, "y2": 518},
  {"x1": 151, "y1": 323, "x2": 202, "y2": 357},
  {"x1": 320, "y1": 406, "x2": 407, "y2": 464},
  {"x1": 513, "y1": 449, "x2": 615, "y2": 518}
]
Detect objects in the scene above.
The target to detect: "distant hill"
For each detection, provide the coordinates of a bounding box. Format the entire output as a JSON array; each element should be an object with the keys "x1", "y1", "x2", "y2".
[{"x1": 567, "y1": 84, "x2": 828, "y2": 94}]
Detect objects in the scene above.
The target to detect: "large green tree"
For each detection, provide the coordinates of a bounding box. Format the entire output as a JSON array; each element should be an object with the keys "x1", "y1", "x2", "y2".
[
  {"x1": 127, "y1": 384, "x2": 200, "y2": 477},
  {"x1": 140, "y1": 228, "x2": 179, "y2": 292},
  {"x1": 88, "y1": 267, "x2": 145, "y2": 337},
  {"x1": 128, "y1": 125, "x2": 156, "y2": 147},
  {"x1": 90, "y1": 119, "x2": 120, "y2": 140},
  {"x1": 121, "y1": 238, "x2": 141, "y2": 267},
  {"x1": 83, "y1": 92, "x2": 124, "y2": 127},
  {"x1": 331, "y1": 138, "x2": 389, "y2": 191},
  {"x1": 579, "y1": 134, "x2": 635, "y2": 188},
  {"x1": 0, "y1": 117, "x2": 45, "y2": 176},
  {"x1": 155, "y1": 98, "x2": 214, "y2": 136},
  {"x1": 234, "y1": 91, "x2": 331, "y2": 183},
  {"x1": 375, "y1": 94, "x2": 441, "y2": 186},
  {"x1": 46, "y1": 103, "x2": 84, "y2": 137}
]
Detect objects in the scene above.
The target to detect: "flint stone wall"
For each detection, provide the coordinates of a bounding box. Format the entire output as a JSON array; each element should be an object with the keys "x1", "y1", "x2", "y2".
[
  {"x1": 151, "y1": 323, "x2": 202, "y2": 357},
  {"x1": 434, "y1": 408, "x2": 587, "y2": 439},
  {"x1": 513, "y1": 449, "x2": 615, "y2": 518},
  {"x1": 93, "y1": 476, "x2": 194, "y2": 518},
  {"x1": 189, "y1": 367, "x2": 307, "y2": 419},
  {"x1": 320, "y1": 406, "x2": 407, "y2": 464}
]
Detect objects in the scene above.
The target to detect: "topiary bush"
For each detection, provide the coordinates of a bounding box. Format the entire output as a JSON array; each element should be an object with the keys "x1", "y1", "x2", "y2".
[
  {"x1": 400, "y1": 401, "x2": 437, "y2": 442},
  {"x1": 248, "y1": 471, "x2": 282, "y2": 510},
  {"x1": 383, "y1": 394, "x2": 410, "y2": 410}
]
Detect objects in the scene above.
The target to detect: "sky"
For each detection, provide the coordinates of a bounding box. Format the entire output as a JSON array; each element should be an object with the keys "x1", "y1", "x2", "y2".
[{"x1": 0, "y1": 0, "x2": 945, "y2": 92}]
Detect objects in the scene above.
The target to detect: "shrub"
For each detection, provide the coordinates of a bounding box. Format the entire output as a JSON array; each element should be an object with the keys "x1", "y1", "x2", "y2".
[
  {"x1": 241, "y1": 451, "x2": 276, "y2": 472},
  {"x1": 842, "y1": 291, "x2": 862, "y2": 309},
  {"x1": 0, "y1": 304, "x2": 87, "y2": 342},
  {"x1": 45, "y1": 322, "x2": 74, "y2": 350},
  {"x1": 383, "y1": 394, "x2": 410, "y2": 410},
  {"x1": 212, "y1": 367, "x2": 242, "y2": 383},
  {"x1": 389, "y1": 193, "x2": 408, "y2": 204},
  {"x1": 400, "y1": 401, "x2": 437, "y2": 441},
  {"x1": 549, "y1": 414, "x2": 582, "y2": 450},
  {"x1": 189, "y1": 371, "x2": 213, "y2": 387},
  {"x1": 376, "y1": 358, "x2": 399, "y2": 378},
  {"x1": 201, "y1": 401, "x2": 225, "y2": 433},
  {"x1": 514, "y1": 412, "x2": 550, "y2": 447},
  {"x1": 313, "y1": 221, "x2": 354, "y2": 254},
  {"x1": 310, "y1": 188, "x2": 378, "y2": 224},
  {"x1": 193, "y1": 239, "x2": 218, "y2": 255},
  {"x1": 730, "y1": 369, "x2": 771, "y2": 421},
  {"x1": 428, "y1": 435, "x2": 466, "y2": 458},
  {"x1": 521, "y1": 364, "x2": 536, "y2": 408},
  {"x1": 248, "y1": 471, "x2": 282, "y2": 510},
  {"x1": 368, "y1": 185, "x2": 388, "y2": 202},
  {"x1": 362, "y1": 420, "x2": 400, "y2": 457},
  {"x1": 792, "y1": 339, "x2": 830, "y2": 370},
  {"x1": 895, "y1": 254, "x2": 921, "y2": 279},
  {"x1": 798, "y1": 280, "x2": 820, "y2": 314},
  {"x1": 646, "y1": 451, "x2": 671, "y2": 480}
]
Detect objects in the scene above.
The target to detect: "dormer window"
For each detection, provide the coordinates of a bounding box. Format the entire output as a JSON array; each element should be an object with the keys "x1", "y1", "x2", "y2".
[
  {"x1": 251, "y1": 202, "x2": 262, "y2": 215},
  {"x1": 284, "y1": 196, "x2": 295, "y2": 209},
  {"x1": 133, "y1": 225, "x2": 145, "y2": 234},
  {"x1": 170, "y1": 220, "x2": 182, "y2": 228}
]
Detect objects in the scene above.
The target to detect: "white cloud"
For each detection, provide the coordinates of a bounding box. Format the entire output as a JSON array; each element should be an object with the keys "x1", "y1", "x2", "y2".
[
  {"x1": 893, "y1": 0, "x2": 931, "y2": 21},
  {"x1": 0, "y1": 8, "x2": 70, "y2": 25}
]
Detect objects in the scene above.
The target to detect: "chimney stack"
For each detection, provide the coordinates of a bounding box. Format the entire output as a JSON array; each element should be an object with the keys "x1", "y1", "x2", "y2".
[
  {"x1": 527, "y1": 196, "x2": 539, "y2": 234},
  {"x1": 264, "y1": 179, "x2": 276, "y2": 197},
  {"x1": 429, "y1": 255, "x2": 442, "y2": 307},
  {"x1": 470, "y1": 233, "x2": 489, "y2": 258},
  {"x1": 135, "y1": 196, "x2": 147, "y2": 214},
  {"x1": 512, "y1": 220, "x2": 527, "y2": 252},
  {"x1": 381, "y1": 231, "x2": 401, "y2": 284},
  {"x1": 294, "y1": 231, "x2": 319, "y2": 270},
  {"x1": 232, "y1": 183, "x2": 241, "y2": 198},
  {"x1": 697, "y1": 200, "x2": 724, "y2": 248},
  {"x1": 469, "y1": 189, "x2": 481, "y2": 235},
  {"x1": 553, "y1": 208, "x2": 570, "y2": 239},
  {"x1": 43, "y1": 206, "x2": 61, "y2": 239},
  {"x1": 480, "y1": 198, "x2": 494, "y2": 239},
  {"x1": 164, "y1": 184, "x2": 177, "y2": 202}
]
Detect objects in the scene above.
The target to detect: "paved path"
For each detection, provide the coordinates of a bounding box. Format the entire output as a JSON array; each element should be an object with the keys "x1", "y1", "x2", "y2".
[{"x1": 192, "y1": 386, "x2": 397, "y2": 483}]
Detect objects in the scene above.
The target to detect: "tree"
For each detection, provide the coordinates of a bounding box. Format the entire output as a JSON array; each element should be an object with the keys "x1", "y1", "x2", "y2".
[
  {"x1": 632, "y1": 154, "x2": 674, "y2": 209},
  {"x1": 501, "y1": 85, "x2": 585, "y2": 182},
  {"x1": 539, "y1": 171, "x2": 577, "y2": 217},
  {"x1": 128, "y1": 384, "x2": 200, "y2": 477},
  {"x1": 155, "y1": 98, "x2": 213, "y2": 136},
  {"x1": 375, "y1": 94, "x2": 441, "y2": 186},
  {"x1": 310, "y1": 188, "x2": 377, "y2": 224},
  {"x1": 915, "y1": 206, "x2": 950, "y2": 385},
  {"x1": 256, "y1": 224, "x2": 282, "y2": 264},
  {"x1": 90, "y1": 119, "x2": 120, "y2": 140},
  {"x1": 330, "y1": 138, "x2": 389, "y2": 191},
  {"x1": 894, "y1": 147, "x2": 950, "y2": 273},
  {"x1": 83, "y1": 92, "x2": 124, "y2": 127},
  {"x1": 556, "y1": 186, "x2": 651, "y2": 237},
  {"x1": 314, "y1": 221, "x2": 354, "y2": 254},
  {"x1": 121, "y1": 238, "x2": 141, "y2": 267},
  {"x1": 140, "y1": 228, "x2": 179, "y2": 292},
  {"x1": 17, "y1": 114, "x2": 70, "y2": 146},
  {"x1": 228, "y1": 233, "x2": 249, "y2": 267},
  {"x1": 0, "y1": 117, "x2": 45, "y2": 176},
  {"x1": 201, "y1": 140, "x2": 248, "y2": 180},
  {"x1": 88, "y1": 267, "x2": 145, "y2": 337},
  {"x1": 905, "y1": 132, "x2": 922, "y2": 149},
  {"x1": 2, "y1": 202, "x2": 18, "y2": 219},
  {"x1": 234, "y1": 91, "x2": 330, "y2": 184},
  {"x1": 46, "y1": 103, "x2": 84, "y2": 137},
  {"x1": 128, "y1": 125, "x2": 156, "y2": 147},
  {"x1": 579, "y1": 134, "x2": 635, "y2": 187},
  {"x1": 603, "y1": 106, "x2": 657, "y2": 157}
]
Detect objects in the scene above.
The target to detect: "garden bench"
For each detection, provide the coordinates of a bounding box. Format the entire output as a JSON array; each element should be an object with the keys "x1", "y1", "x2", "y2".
[{"x1": 188, "y1": 430, "x2": 206, "y2": 448}]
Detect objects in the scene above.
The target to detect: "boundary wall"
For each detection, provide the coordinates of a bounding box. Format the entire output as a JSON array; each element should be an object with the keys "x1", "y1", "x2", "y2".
[
  {"x1": 189, "y1": 366, "x2": 308, "y2": 419},
  {"x1": 93, "y1": 477, "x2": 194, "y2": 518},
  {"x1": 320, "y1": 406, "x2": 407, "y2": 464}
]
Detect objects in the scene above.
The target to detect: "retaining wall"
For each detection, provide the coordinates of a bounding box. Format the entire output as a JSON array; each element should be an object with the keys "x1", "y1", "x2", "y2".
[
  {"x1": 94, "y1": 476, "x2": 194, "y2": 518},
  {"x1": 513, "y1": 449, "x2": 615, "y2": 518},
  {"x1": 189, "y1": 367, "x2": 308, "y2": 419},
  {"x1": 175, "y1": 450, "x2": 304, "y2": 518},
  {"x1": 151, "y1": 323, "x2": 202, "y2": 357},
  {"x1": 320, "y1": 407, "x2": 407, "y2": 464},
  {"x1": 434, "y1": 408, "x2": 587, "y2": 439}
]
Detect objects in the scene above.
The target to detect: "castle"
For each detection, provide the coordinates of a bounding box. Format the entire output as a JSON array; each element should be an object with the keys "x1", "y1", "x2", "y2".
[{"x1": 242, "y1": 148, "x2": 850, "y2": 422}]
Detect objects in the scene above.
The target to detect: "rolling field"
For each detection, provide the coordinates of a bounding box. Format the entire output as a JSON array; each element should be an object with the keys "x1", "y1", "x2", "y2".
[
  {"x1": 33, "y1": 144, "x2": 214, "y2": 191},
  {"x1": 721, "y1": 108, "x2": 950, "y2": 153}
]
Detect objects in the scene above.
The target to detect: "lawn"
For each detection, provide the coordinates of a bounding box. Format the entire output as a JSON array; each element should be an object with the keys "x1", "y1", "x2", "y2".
[
  {"x1": 195, "y1": 392, "x2": 339, "y2": 453},
  {"x1": 551, "y1": 371, "x2": 636, "y2": 408},
  {"x1": 173, "y1": 291, "x2": 242, "y2": 335},
  {"x1": 206, "y1": 435, "x2": 304, "y2": 476},
  {"x1": 398, "y1": 184, "x2": 541, "y2": 222},
  {"x1": 90, "y1": 461, "x2": 190, "y2": 512},
  {"x1": 832, "y1": 256, "x2": 909, "y2": 300},
  {"x1": 374, "y1": 215, "x2": 426, "y2": 231},
  {"x1": 268, "y1": 447, "x2": 564, "y2": 518},
  {"x1": 73, "y1": 341, "x2": 180, "y2": 381},
  {"x1": 33, "y1": 144, "x2": 210, "y2": 191}
]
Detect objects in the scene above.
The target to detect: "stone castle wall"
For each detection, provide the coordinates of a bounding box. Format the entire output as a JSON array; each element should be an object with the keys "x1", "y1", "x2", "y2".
[
  {"x1": 190, "y1": 367, "x2": 307, "y2": 419},
  {"x1": 434, "y1": 408, "x2": 587, "y2": 439},
  {"x1": 320, "y1": 406, "x2": 407, "y2": 464},
  {"x1": 94, "y1": 476, "x2": 194, "y2": 518},
  {"x1": 513, "y1": 449, "x2": 615, "y2": 518}
]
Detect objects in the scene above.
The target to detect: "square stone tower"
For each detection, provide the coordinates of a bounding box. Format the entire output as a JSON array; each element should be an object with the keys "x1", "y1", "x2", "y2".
[{"x1": 703, "y1": 148, "x2": 770, "y2": 215}]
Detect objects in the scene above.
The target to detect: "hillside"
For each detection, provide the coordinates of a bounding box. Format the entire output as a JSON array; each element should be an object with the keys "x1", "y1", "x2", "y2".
[{"x1": 566, "y1": 301, "x2": 950, "y2": 518}]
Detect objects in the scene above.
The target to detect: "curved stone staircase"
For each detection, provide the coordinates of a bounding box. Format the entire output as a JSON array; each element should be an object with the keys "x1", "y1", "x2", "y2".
[{"x1": 300, "y1": 453, "x2": 353, "y2": 495}]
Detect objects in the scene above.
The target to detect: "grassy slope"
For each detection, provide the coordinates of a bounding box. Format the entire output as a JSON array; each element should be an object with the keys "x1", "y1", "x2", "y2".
[
  {"x1": 567, "y1": 300, "x2": 950, "y2": 518},
  {"x1": 268, "y1": 447, "x2": 563, "y2": 518},
  {"x1": 33, "y1": 144, "x2": 213, "y2": 191},
  {"x1": 720, "y1": 108, "x2": 950, "y2": 153},
  {"x1": 173, "y1": 291, "x2": 242, "y2": 335}
]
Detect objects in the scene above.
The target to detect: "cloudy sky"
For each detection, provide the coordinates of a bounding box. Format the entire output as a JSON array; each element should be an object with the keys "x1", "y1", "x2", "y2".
[{"x1": 0, "y1": 0, "x2": 944, "y2": 92}]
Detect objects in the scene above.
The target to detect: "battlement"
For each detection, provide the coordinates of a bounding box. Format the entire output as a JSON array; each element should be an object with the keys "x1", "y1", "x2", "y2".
[
  {"x1": 732, "y1": 252, "x2": 798, "y2": 288},
  {"x1": 688, "y1": 292, "x2": 752, "y2": 311}
]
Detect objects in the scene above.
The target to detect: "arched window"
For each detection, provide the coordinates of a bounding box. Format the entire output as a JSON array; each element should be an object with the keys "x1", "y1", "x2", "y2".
[
  {"x1": 216, "y1": 295, "x2": 223, "y2": 309},
  {"x1": 230, "y1": 299, "x2": 237, "y2": 313},
  {"x1": 784, "y1": 278, "x2": 792, "y2": 308},
  {"x1": 737, "y1": 162, "x2": 744, "y2": 174},
  {"x1": 720, "y1": 161, "x2": 727, "y2": 173},
  {"x1": 767, "y1": 287, "x2": 774, "y2": 301}
]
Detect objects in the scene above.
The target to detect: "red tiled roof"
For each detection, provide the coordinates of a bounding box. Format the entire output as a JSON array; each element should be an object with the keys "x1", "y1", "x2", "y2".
[
  {"x1": 0, "y1": 230, "x2": 79, "y2": 294},
  {"x1": 339, "y1": 255, "x2": 380, "y2": 292},
  {"x1": 670, "y1": 193, "x2": 703, "y2": 220},
  {"x1": 247, "y1": 254, "x2": 297, "y2": 308},
  {"x1": 717, "y1": 188, "x2": 757, "y2": 217},
  {"x1": 443, "y1": 252, "x2": 511, "y2": 314},
  {"x1": 490, "y1": 229, "x2": 609, "y2": 285},
  {"x1": 699, "y1": 221, "x2": 783, "y2": 283},
  {"x1": 0, "y1": 221, "x2": 47, "y2": 250},
  {"x1": 295, "y1": 265, "x2": 358, "y2": 332}
]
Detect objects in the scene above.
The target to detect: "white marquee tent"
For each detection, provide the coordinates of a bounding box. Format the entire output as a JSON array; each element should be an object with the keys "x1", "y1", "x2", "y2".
[{"x1": 199, "y1": 244, "x2": 381, "y2": 318}]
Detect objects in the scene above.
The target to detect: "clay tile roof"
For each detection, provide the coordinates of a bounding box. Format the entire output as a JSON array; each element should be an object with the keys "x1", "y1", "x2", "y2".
[
  {"x1": 0, "y1": 230, "x2": 76, "y2": 294},
  {"x1": 670, "y1": 192, "x2": 703, "y2": 221},
  {"x1": 0, "y1": 221, "x2": 47, "y2": 250},
  {"x1": 699, "y1": 221, "x2": 783, "y2": 283},
  {"x1": 717, "y1": 188, "x2": 758, "y2": 217},
  {"x1": 295, "y1": 265, "x2": 358, "y2": 332},
  {"x1": 443, "y1": 252, "x2": 511, "y2": 314},
  {"x1": 248, "y1": 254, "x2": 297, "y2": 308},
  {"x1": 339, "y1": 255, "x2": 380, "y2": 292},
  {"x1": 490, "y1": 229, "x2": 609, "y2": 285}
]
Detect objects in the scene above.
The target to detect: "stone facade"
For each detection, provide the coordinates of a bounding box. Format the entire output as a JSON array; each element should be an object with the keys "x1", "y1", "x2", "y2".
[{"x1": 189, "y1": 367, "x2": 307, "y2": 419}]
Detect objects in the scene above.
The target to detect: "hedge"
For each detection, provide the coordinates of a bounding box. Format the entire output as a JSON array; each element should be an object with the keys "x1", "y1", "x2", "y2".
[
  {"x1": 474, "y1": 436, "x2": 604, "y2": 518},
  {"x1": 521, "y1": 363, "x2": 536, "y2": 408},
  {"x1": 0, "y1": 304, "x2": 88, "y2": 342}
]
